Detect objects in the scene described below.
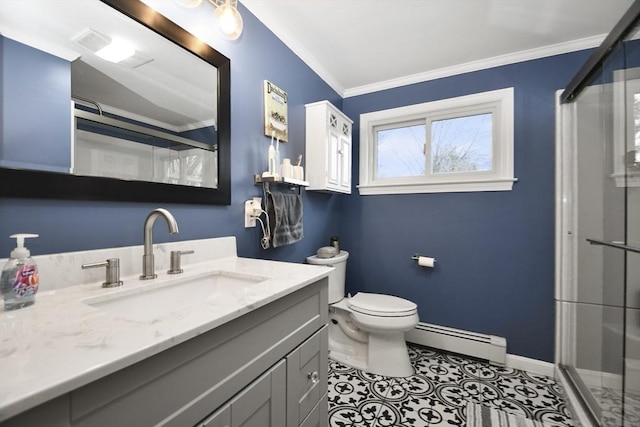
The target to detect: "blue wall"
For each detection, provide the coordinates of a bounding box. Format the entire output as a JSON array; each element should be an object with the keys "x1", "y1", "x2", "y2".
[
  {"x1": 0, "y1": 5, "x2": 342, "y2": 264},
  {"x1": 0, "y1": 3, "x2": 594, "y2": 362},
  {"x1": 1, "y1": 37, "x2": 71, "y2": 173},
  {"x1": 340, "y1": 51, "x2": 592, "y2": 362}
]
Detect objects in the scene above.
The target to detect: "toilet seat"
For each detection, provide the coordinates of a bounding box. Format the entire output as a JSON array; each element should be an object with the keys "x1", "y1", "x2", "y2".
[{"x1": 348, "y1": 292, "x2": 417, "y2": 317}]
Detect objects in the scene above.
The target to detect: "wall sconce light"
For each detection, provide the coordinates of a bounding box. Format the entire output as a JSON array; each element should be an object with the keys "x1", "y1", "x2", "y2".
[{"x1": 174, "y1": 0, "x2": 243, "y2": 40}]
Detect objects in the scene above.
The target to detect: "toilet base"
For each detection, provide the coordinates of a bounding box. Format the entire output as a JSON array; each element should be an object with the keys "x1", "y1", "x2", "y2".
[
  {"x1": 367, "y1": 332, "x2": 414, "y2": 377},
  {"x1": 328, "y1": 315, "x2": 369, "y2": 371},
  {"x1": 328, "y1": 348, "x2": 368, "y2": 372},
  {"x1": 328, "y1": 314, "x2": 415, "y2": 378}
]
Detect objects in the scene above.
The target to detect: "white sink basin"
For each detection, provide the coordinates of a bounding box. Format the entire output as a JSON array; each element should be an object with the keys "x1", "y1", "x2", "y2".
[{"x1": 84, "y1": 271, "x2": 268, "y2": 323}]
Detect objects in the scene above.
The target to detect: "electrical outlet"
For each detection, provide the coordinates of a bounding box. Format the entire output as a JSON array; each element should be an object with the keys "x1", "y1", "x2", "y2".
[
  {"x1": 244, "y1": 200, "x2": 256, "y2": 228},
  {"x1": 252, "y1": 197, "x2": 262, "y2": 216}
]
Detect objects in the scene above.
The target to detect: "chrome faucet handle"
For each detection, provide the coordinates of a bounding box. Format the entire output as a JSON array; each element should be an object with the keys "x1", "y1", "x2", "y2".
[
  {"x1": 82, "y1": 258, "x2": 124, "y2": 288},
  {"x1": 168, "y1": 250, "x2": 195, "y2": 274}
]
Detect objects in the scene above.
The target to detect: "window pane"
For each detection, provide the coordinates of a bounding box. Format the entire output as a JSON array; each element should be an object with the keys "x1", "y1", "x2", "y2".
[
  {"x1": 430, "y1": 113, "x2": 493, "y2": 174},
  {"x1": 375, "y1": 124, "x2": 426, "y2": 178}
]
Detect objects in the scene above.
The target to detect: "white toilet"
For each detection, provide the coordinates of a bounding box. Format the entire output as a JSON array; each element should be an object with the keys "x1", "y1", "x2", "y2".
[{"x1": 307, "y1": 249, "x2": 419, "y2": 377}]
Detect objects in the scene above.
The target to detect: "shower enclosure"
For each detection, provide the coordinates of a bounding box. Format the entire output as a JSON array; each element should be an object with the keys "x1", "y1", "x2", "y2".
[{"x1": 556, "y1": 2, "x2": 640, "y2": 426}]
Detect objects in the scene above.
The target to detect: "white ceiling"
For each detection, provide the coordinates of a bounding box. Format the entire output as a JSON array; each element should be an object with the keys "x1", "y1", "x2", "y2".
[{"x1": 241, "y1": 0, "x2": 635, "y2": 97}]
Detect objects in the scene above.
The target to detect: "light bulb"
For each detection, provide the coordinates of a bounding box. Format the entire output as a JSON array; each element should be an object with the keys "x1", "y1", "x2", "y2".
[{"x1": 215, "y1": 1, "x2": 243, "y2": 40}]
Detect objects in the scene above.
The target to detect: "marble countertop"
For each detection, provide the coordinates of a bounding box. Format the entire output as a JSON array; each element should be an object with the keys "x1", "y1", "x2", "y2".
[{"x1": 0, "y1": 255, "x2": 331, "y2": 422}]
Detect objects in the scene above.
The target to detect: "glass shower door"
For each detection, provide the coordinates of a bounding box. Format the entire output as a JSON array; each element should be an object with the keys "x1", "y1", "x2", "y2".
[
  {"x1": 557, "y1": 18, "x2": 640, "y2": 427},
  {"x1": 622, "y1": 26, "x2": 640, "y2": 425}
]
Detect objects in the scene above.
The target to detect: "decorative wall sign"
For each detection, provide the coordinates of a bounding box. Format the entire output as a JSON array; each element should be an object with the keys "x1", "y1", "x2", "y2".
[{"x1": 263, "y1": 80, "x2": 288, "y2": 141}]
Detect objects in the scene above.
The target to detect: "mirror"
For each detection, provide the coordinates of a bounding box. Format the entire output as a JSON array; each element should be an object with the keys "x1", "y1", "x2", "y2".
[{"x1": 0, "y1": 0, "x2": 231, "y2": 205}]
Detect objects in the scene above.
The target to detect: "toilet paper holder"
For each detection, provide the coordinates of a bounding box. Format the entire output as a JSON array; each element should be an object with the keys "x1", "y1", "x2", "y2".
[{"x1": 412, "y1": 253, "x2": 436, "y2": 267}]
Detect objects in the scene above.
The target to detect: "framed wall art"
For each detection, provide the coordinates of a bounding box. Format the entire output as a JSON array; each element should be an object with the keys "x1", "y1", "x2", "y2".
[{"x1": 263, "y1": 80, "x2": 288, "y2": 141}]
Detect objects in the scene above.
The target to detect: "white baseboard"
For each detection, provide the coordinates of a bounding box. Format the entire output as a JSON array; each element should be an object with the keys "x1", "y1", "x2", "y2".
[
  {"x1": 406, "y1": 322, "x2": 507, "y2": 365},
  {"x1": 406, "y1": 322, "x2": 560, "y2": 378},
  {"x1": 505, "y1": 354, "x2": 555, "y2": 377}
]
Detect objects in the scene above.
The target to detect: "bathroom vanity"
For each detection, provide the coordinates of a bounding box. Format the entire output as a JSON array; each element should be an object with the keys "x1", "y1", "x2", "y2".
[{"x1": 0, "y1": 237, "x2": 331, "y2": 427}]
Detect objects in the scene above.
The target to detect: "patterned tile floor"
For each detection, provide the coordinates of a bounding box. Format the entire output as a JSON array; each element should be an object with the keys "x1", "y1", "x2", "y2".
[
  {"x1": 589, "y1": 386, "x2": 640, "y2": 427},
  {"x1": 328, "y1": 344, "x2": 575, "y2": 427}
]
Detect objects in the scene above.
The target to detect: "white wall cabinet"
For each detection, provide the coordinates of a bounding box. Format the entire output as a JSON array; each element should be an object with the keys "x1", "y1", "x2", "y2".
[
  {"x1": 1, "y1": 280, "x2": 329, "y2": 427},
  {"x1": 305, "y1": 101, "x2": 353, "y2": 194}
]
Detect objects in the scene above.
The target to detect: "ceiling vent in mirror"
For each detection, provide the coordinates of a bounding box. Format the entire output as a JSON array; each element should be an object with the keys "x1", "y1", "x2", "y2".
[
  {"x1": 71, "y1": 28, "x2": 152, "y2": 67},
  {"x1": 71, "y1": 28, "x2": 111, "y2": 52}
]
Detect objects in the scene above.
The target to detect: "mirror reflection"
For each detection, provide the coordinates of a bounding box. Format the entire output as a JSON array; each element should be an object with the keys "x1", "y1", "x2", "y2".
[{"x1": 1, "y1": 0, "x2": 220, "y2": 189}]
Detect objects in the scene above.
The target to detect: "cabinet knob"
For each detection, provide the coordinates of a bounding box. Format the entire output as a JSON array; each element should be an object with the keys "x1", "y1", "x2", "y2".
[{"x1": 307, "y1": 371, "x2": 319, "y2": 384}]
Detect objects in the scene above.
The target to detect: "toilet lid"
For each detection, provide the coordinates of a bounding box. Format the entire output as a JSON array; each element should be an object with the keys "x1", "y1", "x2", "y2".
[{"x1": 348, "y1": 292, "x2": 417, "y2": 317}]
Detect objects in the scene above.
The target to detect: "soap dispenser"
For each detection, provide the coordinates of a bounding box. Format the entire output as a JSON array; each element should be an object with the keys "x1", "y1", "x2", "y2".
[{"x1": 1, "y1": 234, "x2": 39, "y2": 310}]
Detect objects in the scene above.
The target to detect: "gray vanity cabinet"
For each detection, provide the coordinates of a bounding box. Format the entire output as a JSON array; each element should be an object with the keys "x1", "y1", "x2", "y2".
[
  {"x1": 199, "y1": 359, "x2": 286, "y2": 427},
  {"x1": 200, "y1": 407, "x2": 231, "y2": 427},
  {"x1": 287, "y1": 326, "x2": 328, "y2": 426},
  {"x1": 0, "y1": 279, "x2": 328, "y2": 427},
  {"x1": 299, "y1": 394, "x2": 328, "y2": 427},
  {"x1": 198, "y1": 324, "x2": 329, "y2": 427}
]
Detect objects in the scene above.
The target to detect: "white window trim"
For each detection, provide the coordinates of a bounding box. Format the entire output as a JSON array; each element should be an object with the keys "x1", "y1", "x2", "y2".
[{"x1": 358, "y1": 87, "x2": 516, "y2": 195}]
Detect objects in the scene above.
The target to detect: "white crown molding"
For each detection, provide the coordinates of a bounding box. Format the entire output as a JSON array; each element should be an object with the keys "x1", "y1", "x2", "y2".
[{"x1": 343, "y1": 34, "x2": 606, "y2": 98}]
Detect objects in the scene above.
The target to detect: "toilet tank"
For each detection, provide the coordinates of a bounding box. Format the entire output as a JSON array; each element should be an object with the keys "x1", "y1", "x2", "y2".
[{"x1": 306, "y1": 250, "x2": 349, "y2": 304}]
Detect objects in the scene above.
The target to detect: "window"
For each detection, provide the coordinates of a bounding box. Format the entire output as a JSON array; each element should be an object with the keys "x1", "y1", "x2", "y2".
[{"x1": 359, "y1": 88, "x2": 515, "y2": 194}]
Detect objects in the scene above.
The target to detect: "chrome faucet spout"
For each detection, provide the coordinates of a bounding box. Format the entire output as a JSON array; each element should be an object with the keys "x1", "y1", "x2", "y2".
[{"x1": 141, "y1": 208, "x2": 179, "y2": 280}]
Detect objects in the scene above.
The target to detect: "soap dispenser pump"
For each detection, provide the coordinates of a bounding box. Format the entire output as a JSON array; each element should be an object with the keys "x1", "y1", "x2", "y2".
[{"x1": 1, "y1": 233, "x2": 39, "y2": 310}]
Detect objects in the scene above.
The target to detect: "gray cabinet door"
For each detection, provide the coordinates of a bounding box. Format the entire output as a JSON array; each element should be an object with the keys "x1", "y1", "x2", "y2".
[
  {"x1": 200, "y1": 406, "x2": 230, "y2": 427},
  {"x1": 300, "y1": 394, "x2": 328, "y2": 427},
  {"x1": 286, "y1": 326, "x2": 328, "y2": 426},
  {"x1": 200, "y1": 359, "x2": 286, "y2": 427}
]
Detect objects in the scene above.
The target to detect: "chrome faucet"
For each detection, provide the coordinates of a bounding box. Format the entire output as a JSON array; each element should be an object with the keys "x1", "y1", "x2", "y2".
[{"x1": 140, "y1": 208, "x2": 179, "y2": 280}]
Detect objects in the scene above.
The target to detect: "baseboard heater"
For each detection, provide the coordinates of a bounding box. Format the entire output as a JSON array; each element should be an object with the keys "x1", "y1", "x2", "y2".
[{"x1": 405, "y1": 322, "x2": 507, "y2": 365}]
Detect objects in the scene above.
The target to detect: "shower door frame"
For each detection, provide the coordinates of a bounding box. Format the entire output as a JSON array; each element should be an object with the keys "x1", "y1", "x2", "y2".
[
  {"x1": 555, "y1": 2, "x2": 640, "y2": 422},
  {"x1": 555, "y1": 89, "x2": 605, "y2": 426}
]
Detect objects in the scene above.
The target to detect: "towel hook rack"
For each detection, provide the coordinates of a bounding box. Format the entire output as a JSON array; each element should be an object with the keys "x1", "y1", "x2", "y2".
[{"x1": 254, "y1": 174, "x2": 308, "y2": 196}]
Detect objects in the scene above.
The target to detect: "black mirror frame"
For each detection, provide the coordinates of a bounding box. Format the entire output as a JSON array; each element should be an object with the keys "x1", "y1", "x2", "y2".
[{"x1": 0, "y1": 0, "x2": 231, "y2": 205}]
